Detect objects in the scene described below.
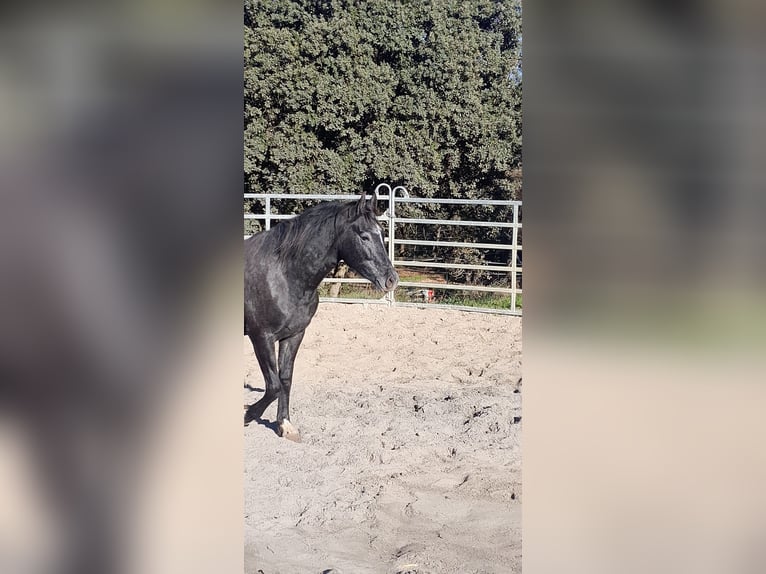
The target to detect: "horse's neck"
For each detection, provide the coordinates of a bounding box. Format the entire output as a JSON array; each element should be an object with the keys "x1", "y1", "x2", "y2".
[{"x1": 289, "y1": 230, "x2": 339, "y2": 291}]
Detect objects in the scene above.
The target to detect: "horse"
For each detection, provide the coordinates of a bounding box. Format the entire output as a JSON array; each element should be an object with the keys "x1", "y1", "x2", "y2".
[{"x1": 244, "y1": 191, "x2": 398, "y2": 441}]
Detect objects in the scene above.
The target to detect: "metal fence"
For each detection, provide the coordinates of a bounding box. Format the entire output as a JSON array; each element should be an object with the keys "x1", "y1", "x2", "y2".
[{"x1": 244, "y1": 183, "x2": 522, "y2": 315}]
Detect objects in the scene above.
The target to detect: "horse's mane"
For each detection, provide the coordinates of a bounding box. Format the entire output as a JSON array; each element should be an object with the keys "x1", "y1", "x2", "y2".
[{"x1": 270, "y1": 199, "x2": 379, "y2": 264}]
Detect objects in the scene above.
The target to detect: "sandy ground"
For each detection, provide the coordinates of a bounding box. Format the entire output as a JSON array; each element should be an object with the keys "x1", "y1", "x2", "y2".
[{"x1": 244, "y1": 304, "x2": 522, "y2": 574}]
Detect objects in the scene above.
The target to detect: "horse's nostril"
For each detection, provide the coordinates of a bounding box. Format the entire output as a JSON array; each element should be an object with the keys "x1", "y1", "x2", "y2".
[{"x1": 385, "y1": 274, "x2": 397, "y2": 290}]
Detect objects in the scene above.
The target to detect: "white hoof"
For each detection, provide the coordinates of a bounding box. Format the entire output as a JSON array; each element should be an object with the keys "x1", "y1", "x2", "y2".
[{"x1": 280, "y1": 420, "x2": 301, "y2": 443}]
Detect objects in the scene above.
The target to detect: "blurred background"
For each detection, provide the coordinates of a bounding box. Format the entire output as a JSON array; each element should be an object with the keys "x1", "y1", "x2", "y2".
[
  {"x1": 525, "y1": 0, "x2": 766, "y2": 573},
  {"x1": 2, "y1": 0, "x2": 766, "y2": 572},
  {"x1": 0, "y1": 1, "x2": 243, "y2": 573}
]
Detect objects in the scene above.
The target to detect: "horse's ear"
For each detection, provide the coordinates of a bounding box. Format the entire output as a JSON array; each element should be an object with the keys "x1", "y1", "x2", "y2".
[
  {"x1": 357, "y1": 191, "x2": 377, "y2": 215},
  {"x1": 356, "y1": 192, "x2": 367, "y2": 215},
  {"x1": 367, "y1": 190, "x2": 378, "y2": 214}
]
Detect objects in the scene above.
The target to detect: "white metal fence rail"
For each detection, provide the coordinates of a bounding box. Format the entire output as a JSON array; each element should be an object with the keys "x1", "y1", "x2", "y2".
[{"x1": 244, "y1": 183, "x2": 522, "y2": 315}]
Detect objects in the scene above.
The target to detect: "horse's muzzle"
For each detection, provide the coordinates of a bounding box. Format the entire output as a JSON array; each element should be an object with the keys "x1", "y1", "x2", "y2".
[{"x1": 384, "y1": 272, "x2": 399, "y2": 292}]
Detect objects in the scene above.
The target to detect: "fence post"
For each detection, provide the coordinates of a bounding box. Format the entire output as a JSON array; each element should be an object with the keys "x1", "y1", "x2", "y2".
[
  {"x1": 388, "y1": 190, "x2": 396, "y2": 307},
  {"x1": 511, "y1": 203, "x2": 519, "y2": 312},
  {"x1": 375, "y1": 183, "x2": 395, "y2": 307},
  {"x1": 389, "y1": 186, "x2": 409, "y2": 308},
  {"x1": 265, "y1": 196, "x2": 271, "y2": 231}
]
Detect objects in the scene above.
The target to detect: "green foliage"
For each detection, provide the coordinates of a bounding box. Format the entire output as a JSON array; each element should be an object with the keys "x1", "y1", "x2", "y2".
[
  {"x1": 245, "y1": 0, "x2": 522, "y2": 200},
  {"x1": 439, "y1": 291, "x2": 520, "y2": 310},
  {"x1": 245, "y1": 0, "x2": 522, "y2": 286}
]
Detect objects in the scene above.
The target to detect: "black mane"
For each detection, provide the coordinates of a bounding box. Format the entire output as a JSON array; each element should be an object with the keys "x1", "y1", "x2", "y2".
[{"x1": 270, "y1": 199, "x2": 378, "y2": 263}]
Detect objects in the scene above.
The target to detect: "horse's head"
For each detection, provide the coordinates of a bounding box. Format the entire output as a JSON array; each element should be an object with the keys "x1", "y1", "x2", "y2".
[{"x1": 337, "y1": 192, "x2": 399, "y2": 292}]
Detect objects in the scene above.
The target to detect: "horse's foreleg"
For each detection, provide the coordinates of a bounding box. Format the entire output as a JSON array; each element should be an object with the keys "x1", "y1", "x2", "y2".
[
  {"x1": 276, "y1": 330, "x2": 305, "y2": 442},
  {"x1": 245, "y1": 332, "x2": 281, "y2": 425}
]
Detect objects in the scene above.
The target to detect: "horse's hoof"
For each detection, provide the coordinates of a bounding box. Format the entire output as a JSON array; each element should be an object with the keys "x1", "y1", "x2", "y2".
[{"x1": 279, "y1": 420, "x2": 301, "y2": 443}]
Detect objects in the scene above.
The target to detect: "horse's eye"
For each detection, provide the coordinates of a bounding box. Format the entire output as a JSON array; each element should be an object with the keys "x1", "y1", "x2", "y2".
[{"x1": 360, "y1": 233, "x2": 371, "y2": 242}]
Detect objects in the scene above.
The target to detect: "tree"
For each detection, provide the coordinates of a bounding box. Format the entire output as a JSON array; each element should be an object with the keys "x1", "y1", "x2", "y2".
[{"x1": 244, "y1": 0, "x2": 522, "y2": 281}]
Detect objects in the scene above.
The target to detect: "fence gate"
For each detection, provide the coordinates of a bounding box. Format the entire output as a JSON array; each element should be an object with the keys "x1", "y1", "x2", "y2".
[{"x1": 244, "y1": 183, "x2": 522, "y2": 316}]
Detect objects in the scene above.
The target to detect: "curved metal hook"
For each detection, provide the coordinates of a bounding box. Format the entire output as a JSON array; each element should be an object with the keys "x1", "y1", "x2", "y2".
[
  {"x1": 374, "y1": 183, "x2": 393, "y2": 198},
  {"x1": 392, "y1": 185, "x2": 410, "y2": 198}
]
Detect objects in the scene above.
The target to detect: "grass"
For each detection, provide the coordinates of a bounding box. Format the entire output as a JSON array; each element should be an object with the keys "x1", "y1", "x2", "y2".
[
  {"x1": 319, "y1": 281, "x2": 522, "y2": 311},
  {"x1": 439, "y1": 292, "x2": 522, "y2": 310},
  {"x1": 296, "y1": 264, "x2": 520, "y2": 311},
  {"x1": 317, "y1": 283, "x2": 384, "y2": 300}
]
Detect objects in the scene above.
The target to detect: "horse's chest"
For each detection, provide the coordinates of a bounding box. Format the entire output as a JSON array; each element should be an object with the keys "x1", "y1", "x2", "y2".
[{"x1": 274, "y1": 291, "x2": 318, "y2": 338}]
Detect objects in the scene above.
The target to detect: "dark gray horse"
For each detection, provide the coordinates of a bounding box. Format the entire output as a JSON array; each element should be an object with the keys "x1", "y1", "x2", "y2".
[{"x1": 244, "y1": 192, "x2": 398, "y2": 441}]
